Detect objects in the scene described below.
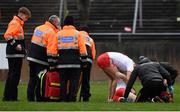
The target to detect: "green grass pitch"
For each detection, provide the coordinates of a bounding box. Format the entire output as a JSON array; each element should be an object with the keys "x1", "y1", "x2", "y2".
[{"x1": 0, "y1": 81, "x2": 179, "y2": 111}]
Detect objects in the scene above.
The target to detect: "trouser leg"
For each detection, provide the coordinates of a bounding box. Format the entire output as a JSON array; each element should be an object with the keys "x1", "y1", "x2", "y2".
[
  {"x1": 27, "y1": 61, "x2": 47, "y2": 101},
  {"x1": 59, "y1": 68, "x2": 68, "y2": 102},
  {"x1": 27, "y1": 62, "x2": 36, "y2": 101},
  {"x1": 3, "y1": 58, "x2": 22, "y2": 101},
  {"x1": 136, "y1": 88, "x2": 149, "y2": 102},
  {"x1": 80, "y1": 63, "x2": 92, "y2": 101},
  {"x1": 68, "y1": 68, "x2": 81, "y2": 102},
  {"x1": 3, "y1": 58, "x2": 13, "y2": 100},
  {"x1": 11, "y1": 58, "x2": 22, "y2": 100},
  {"x1": 3, "y1": 58, "x2": 13, "y2": 101}
]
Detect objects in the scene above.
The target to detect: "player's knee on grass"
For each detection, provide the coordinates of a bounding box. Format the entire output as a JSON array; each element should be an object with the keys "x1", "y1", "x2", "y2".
[
  {"x1": 115, "y1": 88, "x2": 125, "y2": 97},
  {"x1": 113, "y1": 88, "x2": 125, "y2": 102}
]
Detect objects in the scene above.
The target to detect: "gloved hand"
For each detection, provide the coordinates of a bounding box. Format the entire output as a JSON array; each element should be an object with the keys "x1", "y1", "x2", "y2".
[
  {"x1": 48, "y1": 55, "x2": 58, "y2": 72},
  {"x1": 80, "y1": 56, "x2": 88, "y2": 68},
  {"x1": 168, "y1": 85, "x2": 174, "y2": 95},
  {"x1": 82, "y1": 62, "x2": 88, "y2": 68}
]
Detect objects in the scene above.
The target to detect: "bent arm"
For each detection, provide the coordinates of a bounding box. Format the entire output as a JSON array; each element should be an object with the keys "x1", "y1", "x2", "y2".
[
  {"x1": 115, "y1": 72, "x2": 128, "y2": 83},
  {"x1": 124, "y1": 67, "x2": 138, "y2": 98},
  {"x1": 159, "y1": 65, "x2": 172, "y2": 86}
]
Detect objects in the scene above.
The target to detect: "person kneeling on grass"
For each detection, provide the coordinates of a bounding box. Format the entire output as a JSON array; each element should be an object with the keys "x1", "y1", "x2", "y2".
[
  {"x1": 122, "y1": 56, "x2": 173, "y2": 102},
  {"x1": 151, "y1": 61, "x2": 177, "y2": 103},
  {"x1": 97, "y1": 52, "x2": 136, "y2": 102}
]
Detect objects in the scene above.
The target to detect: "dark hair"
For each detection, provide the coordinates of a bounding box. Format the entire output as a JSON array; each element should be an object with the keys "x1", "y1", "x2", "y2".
[
  {"x1": 79, "y1": 25, "x2": 90, "y2": 33},
  {"x1": 18, "y1": 7, "x2": 31, "y2": 18},
  {"x1": 63, "y1": 15, "x2": 74, "y2": 25}
]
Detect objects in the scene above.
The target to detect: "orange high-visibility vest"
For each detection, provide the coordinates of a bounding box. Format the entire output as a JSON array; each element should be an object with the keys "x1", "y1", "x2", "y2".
[
  {"x1": 4, "y1": 16, "x2": 25, "y2": 58},
  {"x1": 79, "y1": 31, "x2": 96, "y2": 63},
  {"x1": 4, "y1": 16, "x2": 24, "y2": 40},
  {"x1": 57, "y1": 25, "x2": 87, "y2": 68},
  {"x1": 27, "y1": 21, "x2": 59, "y2": 65}
]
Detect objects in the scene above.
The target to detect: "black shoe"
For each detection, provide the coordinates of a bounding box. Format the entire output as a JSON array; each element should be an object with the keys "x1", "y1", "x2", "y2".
[
  {"x1": 3, "y1": 98, "x2": 19, "y2": 102},
  {"x1": 83, "y1": 97, "x2": 89, "y2": 102},
  {"x1": 28, "y1": 99, "x2": 35, "y2": 102},
  {"x1": 11, "y1": 99, "x2": 19, "y2": 102}
]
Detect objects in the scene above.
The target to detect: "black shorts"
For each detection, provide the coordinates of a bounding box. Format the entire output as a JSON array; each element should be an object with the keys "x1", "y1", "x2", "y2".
[{"x1": 136, "y1": 80, "x2": 164, "y2": 102}]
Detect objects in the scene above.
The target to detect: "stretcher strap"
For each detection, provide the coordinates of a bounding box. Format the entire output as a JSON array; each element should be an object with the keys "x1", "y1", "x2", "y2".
[{"x1": 50, "y1": 82, "x2": 60, "y2": 87}]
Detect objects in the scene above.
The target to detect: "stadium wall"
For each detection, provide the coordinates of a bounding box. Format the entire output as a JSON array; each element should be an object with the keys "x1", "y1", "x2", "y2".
[{"x1": 0, "y1": 37, "x2": 180, "y2": 82}]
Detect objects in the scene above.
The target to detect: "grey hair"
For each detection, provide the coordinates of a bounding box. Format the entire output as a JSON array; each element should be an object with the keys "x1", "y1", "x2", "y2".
[{"x1": 48, "y1": 15, "x2": 61, "y2": 29}]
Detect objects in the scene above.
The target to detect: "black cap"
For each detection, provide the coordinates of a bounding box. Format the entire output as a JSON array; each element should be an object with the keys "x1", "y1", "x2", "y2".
[
  {"x1": 63, "y1": 15, "x2": 74, "y2": 25},
  {"x1": 79, "y1": 25, "x2": 90, "y2": 33}
]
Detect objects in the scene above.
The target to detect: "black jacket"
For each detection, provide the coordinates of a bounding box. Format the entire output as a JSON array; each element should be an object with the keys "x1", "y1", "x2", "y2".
[
  {"x1": 6, "y1": 39, "x2": 26, "y2": 58},
  {"x1": 124, "y1": 61, "x2": 171, "y2": 98},
  {"x1": 160, "y1": 62, "x2": 178, "y2": 85}
]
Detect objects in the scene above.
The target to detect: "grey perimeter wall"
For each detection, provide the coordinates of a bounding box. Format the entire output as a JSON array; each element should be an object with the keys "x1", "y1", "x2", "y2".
[{"x1": 0, "y1": 38, "x2": 180, "y2": 82}]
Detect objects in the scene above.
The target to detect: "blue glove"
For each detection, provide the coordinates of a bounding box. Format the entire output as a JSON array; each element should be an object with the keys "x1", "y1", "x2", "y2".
[{"x1": 168, "y1": 85, "x2": 174, "y2": 95}]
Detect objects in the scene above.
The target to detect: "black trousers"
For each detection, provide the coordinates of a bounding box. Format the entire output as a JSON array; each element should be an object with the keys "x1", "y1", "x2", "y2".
[
  {"x1": 136, "y1": 80, "x2": 164, "y2": 102},
  {"x1": 3, "y1": 58, "x2": 23, "y2": 101},
  {"x1": 80, "y1": 62, "x2": 92, "y2": 101},
  {"x1": 59, "y1": 68, "x2": 81, "y2": 102},
  {"x1": 27, "y1": 61, "x2": 47, "y2": 101}
]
